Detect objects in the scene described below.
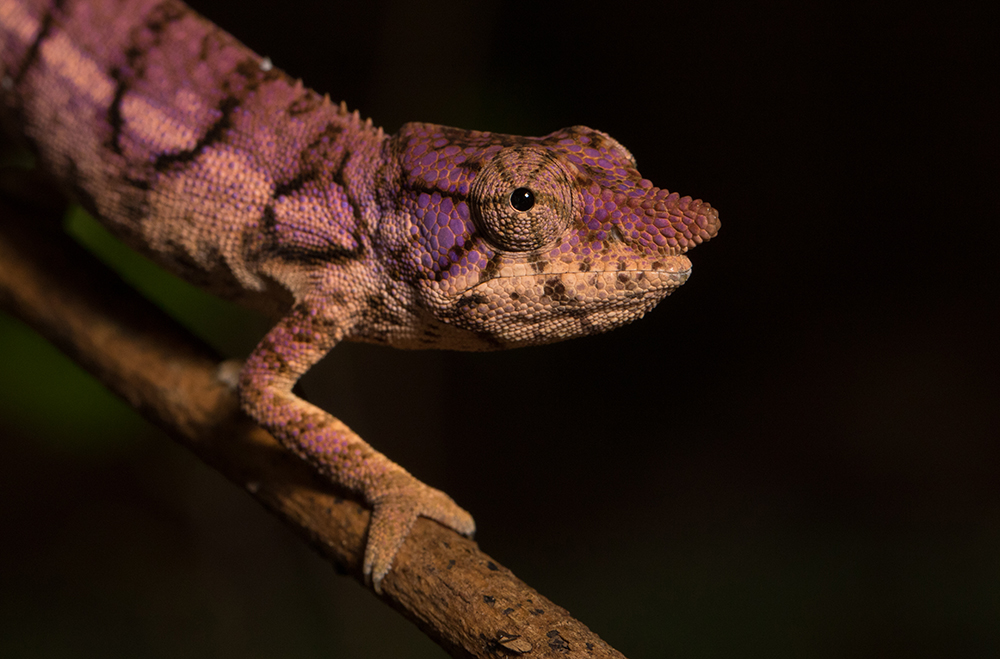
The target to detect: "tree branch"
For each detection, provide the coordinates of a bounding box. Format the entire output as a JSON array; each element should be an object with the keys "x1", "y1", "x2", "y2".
[{"x1": 0, "y1": 197, "x2": 627, "y2": 659}]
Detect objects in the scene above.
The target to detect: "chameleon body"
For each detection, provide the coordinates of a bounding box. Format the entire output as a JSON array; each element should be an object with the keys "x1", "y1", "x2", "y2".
[{"x1": 0, "y1": 0, "x2": 719, "y2": 590}]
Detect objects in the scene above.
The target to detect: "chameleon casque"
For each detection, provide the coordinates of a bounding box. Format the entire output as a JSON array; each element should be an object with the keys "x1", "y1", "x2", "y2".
[{"x1": 0, "y1": 0, "x2": 719, "y2": 591}]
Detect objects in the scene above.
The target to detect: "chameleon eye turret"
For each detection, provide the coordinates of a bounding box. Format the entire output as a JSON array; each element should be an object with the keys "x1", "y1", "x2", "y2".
[{"x1": 468, "y1": 146, "x2": 575, "y2": 252}]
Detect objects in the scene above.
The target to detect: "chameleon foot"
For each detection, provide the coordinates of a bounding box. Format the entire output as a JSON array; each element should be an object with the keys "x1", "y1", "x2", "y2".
[{"x1": 365, "y1": 477, "x2": 475, "y2": 593}]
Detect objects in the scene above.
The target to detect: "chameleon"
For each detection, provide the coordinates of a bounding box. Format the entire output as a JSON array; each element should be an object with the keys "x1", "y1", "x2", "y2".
[{"x1": 0, "y1": 0, "x2": 720, "y2": 592}]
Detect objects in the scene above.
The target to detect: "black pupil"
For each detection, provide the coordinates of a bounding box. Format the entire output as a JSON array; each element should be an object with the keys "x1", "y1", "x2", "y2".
[{"x1": 509, "y1": 187, "x2": 535, "y2": 212}]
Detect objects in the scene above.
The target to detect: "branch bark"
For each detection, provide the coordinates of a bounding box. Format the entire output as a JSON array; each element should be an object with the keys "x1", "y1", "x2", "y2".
[{"x1": 0, "y1": 196, "x2": 627, "y2": 659}]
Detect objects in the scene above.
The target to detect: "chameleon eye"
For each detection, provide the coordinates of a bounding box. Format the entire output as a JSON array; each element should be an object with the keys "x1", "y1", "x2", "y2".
[
  {"x1": 509, "y1": 187, "x2": 535, "y2": 212},
  {"x1": 470, "y1": 148, "x2": 574, "y2": 252}
]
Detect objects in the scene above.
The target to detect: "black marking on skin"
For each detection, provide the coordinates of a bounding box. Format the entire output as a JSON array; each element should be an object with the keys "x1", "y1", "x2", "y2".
[
  {"x1": 528, "y1": 254, "x2": 547, "y2": 274},
  {"x1": 13, "y1": 2, "x2": 58, "y2": 87},
  {"x1": 287, "y1": 92, "x2": 323, "y2": 116},
  {"x1": 120, "y1": 176, "x2": 152, "y2": 222},
  {"x1": 453, "y1": 159, "x2": 483, "y2": 173},
  {"x1": 105, "y1": 3, "x2": 186, "y2": 156},
  {"x1": 320, "y1": 129, "x2": 372, "y2": 236},
  {"x1": 197, "y1": 30, "x2": 213, "y2": 62},
  {"x1": 361, "y1": 293, "x2": 410, "y2": 339},
  {"x1": 122, "y1": 175, "x2": 151, "y2": 190},
  {"x1": 145, "y1": 1, "x2": 188, "y2": 33},
  {"x1": 542, "y1": 278, "x2": 569, "y2": 302},
  {"x1": 477, "y1": 253, "x2": 503, "y2": 284},
  {"x1": 272, "y1": 172, "x2": 312, "y2": 199},
  {"x1": 403, "y1": 180, "x2": 471, "y2": 205},
  {"x1": 274, "y1": 123, "x2": 346, "y2": 197},
  {"x1": 251, "y1": 204, "x2": 365, "y2": 267},
  {"x1": 105, "y1": 69, "x2": 129, "y2": 155},
  {"x1": 364, "y1": 292, "x2": 388, "y2": 316},
  {"x1": 461, "y1": 292, "x2": 490, "y2": 307},
  {"x1": 432, "y1": 235, "x2": 476, "y2": 279},
  {"x1": 578, "y1": 260, "x2": 591, "y2": 272},
  {"x1": 153, "y1": 96, "x2": 239, "y2": 171},
  {"x1": 310, "y1": 122, "x2": 345, "y2": 152}
]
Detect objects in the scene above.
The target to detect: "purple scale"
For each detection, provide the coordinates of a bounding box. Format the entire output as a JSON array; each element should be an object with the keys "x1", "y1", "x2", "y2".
[
  {"x1": 438, "y1": 226, "x2": 456, "y2": 250},
  {"x1": 584, "y1": 147, "x2": 600, "y2": 158},
  {"x1": 568, "y1": 154, "x2": 582, "y2": 164},
  {"x1": 433, "y1": 138, "x2": 448, "y2": 148},
  {"x1": 597, "y1": 158, "x2": 612, "y2": 168},
  {"x1": 413, "y1": 204, "x2": 429, "y2": 226}
]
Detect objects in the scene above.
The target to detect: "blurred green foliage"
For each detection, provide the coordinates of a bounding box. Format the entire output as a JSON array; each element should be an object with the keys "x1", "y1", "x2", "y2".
[{"x1": 0, "y1": 206, "x2": 267, "y2": 455}]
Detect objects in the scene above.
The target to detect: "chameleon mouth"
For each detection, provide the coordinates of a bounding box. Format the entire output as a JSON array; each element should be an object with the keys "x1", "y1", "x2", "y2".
[
  {"x1": 454, "y1": 254, "x2": 693, "y2": 297},
  {"x1": 456, "y1": 265, "x2": 692, "y2": 324}
]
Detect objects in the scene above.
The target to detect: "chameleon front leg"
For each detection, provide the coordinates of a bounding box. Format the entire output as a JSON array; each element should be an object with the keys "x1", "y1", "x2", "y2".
[{"x1": 238, "y1": 301, "x2": 475, "y2": 591}]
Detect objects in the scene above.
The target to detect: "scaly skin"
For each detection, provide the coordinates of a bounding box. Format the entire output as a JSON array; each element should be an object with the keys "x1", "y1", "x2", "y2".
[{"x1": 0, "y1": 0, "x2": 720, "y2": 591}]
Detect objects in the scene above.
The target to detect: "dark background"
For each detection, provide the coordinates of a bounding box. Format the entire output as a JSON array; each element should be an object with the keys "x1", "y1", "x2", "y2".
[{"x1": 1, "y1": 0, "x2": 997, "y2": 656}]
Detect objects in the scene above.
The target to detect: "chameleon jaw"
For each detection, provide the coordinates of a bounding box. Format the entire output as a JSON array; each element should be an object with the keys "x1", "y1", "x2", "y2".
[{"x1": 438, "y1": 262, "x2": 693, "y2": 348}]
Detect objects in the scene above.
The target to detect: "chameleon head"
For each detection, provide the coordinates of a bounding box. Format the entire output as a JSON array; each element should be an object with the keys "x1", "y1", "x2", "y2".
[{"x1": 376, "y1": 122, "x2": 720, "y2": 350}]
